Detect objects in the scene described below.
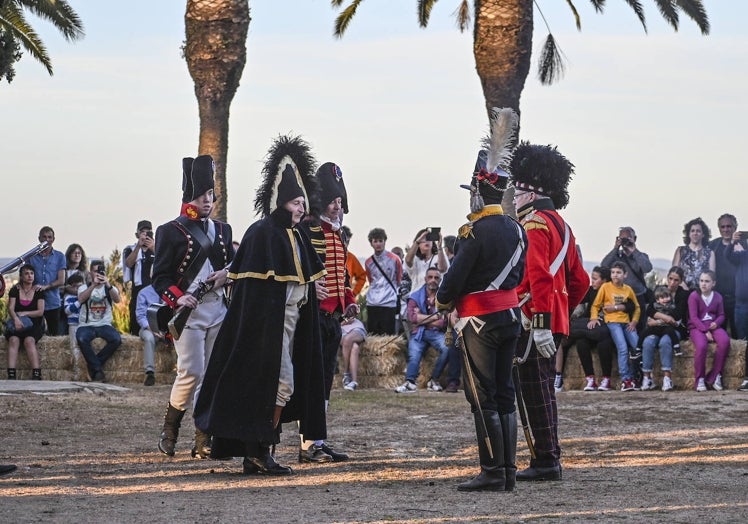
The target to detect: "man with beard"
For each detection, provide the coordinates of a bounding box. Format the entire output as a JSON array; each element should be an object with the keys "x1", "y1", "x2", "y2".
[{"x1": 152, "y1": 155, "x2": 234, "y2": 459}]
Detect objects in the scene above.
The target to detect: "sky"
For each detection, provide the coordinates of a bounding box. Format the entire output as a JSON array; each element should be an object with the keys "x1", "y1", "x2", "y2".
[{"x1": 2, "y1": 1, "x2": 746, "y2": 272}]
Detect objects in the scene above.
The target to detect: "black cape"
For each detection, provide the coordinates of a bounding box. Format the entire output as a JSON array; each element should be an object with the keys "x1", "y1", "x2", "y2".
[{"x1": 194, "y1": 209, "x2": 327, "y2": 457}]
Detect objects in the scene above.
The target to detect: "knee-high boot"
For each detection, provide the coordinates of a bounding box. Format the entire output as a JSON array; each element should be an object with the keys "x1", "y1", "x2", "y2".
[
  {"x1": 457, "y1": 410, "x2": 505, "y2": 492},
  {"x1": 500, "y1": 412, "x2": 518, "y2": 492},
  {"x1": 158, "y1": 403, "x2": 186, "y2": 456}
]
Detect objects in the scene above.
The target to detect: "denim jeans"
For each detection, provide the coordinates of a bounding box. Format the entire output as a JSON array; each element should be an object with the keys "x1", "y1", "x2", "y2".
[
  {"x1": 405, "y1": 329, "x2": 449, "y2": 382},
  {"x1": 641, "y1": 333, "x2": 677, "y2": 373},
  {"x1": 76, "y1": 324, "x2": 122, "y2": 375},
  {"x1": 607, "y1": 322, "x2": 638, "y2": 381},
  {"x1": 734, "y1": 302, "x2": 748, "y2": 341}
]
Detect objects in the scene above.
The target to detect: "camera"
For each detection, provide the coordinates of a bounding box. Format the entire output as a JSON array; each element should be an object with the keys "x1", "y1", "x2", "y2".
[
  {"x1": 425, "y1": 227, "x2": 441, "y2": 242},
  {"x1": 95, "y1": 266, "x2": 105, "y2": 276},
  {"x1": 619, "y1": 237, "x2": 633, "y2": 247}
]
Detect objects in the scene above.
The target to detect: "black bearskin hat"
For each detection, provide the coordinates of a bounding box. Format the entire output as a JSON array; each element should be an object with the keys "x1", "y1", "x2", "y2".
[
  {"x1": 315, "y1": 162, "x2": 348, "y2": 214},
  {"x1": 255, "y1": 135, "x2": 319, "y2": 218},
  {"x1": 182, "y1": 155, "x2": 216, "y2": 203},
  {"x1": 509, "y1": 141, "x2": 574, "y2": 209}
]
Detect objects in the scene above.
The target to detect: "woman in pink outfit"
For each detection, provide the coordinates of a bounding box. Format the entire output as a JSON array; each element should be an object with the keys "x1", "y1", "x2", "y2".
[{"x1": 687, "y1": 270, "x2": 730, "y2": 391}]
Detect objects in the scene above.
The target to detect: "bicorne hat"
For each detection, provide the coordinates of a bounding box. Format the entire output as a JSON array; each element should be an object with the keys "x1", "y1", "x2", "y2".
[
  {"x1": 315, "y1": 162, "x2": 348, "y2": 214},
  {"x1": 255, "y1": 135, "x2": 318, "y2": 218}
]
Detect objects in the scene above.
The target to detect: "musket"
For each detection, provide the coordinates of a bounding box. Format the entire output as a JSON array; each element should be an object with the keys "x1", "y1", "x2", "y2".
[
  {"x1": 0, "y1": 241, "x2": 49, "y2": 298},
  {"x1": 377, "y1": 310, "x2": 444, "y2": 347},
  {"x1": 168, "y1": 280, "x2": 215, "y2": 340},
  {"x1": 0, "y1": 241, "x2": 49, "y2": 275}
]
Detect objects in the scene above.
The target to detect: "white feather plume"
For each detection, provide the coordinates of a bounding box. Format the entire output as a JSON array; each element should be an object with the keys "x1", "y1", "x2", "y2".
[{"x1": 481, "y1": 107, "x2": 519, "y2": 173}]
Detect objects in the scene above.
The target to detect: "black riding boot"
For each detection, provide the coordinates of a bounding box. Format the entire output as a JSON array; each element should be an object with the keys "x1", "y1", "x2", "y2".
[
  {"x1": 243, "y1": 443, "x2": 293, "y2": 476},
  {"x1": 457, "y1": 410, "x2": 505, "y2": 492},
  {"x1": 158, "y1": 403, "x2": 186, "y2": 456},
  {"x1": 191, "y1": 428, "x2": 211, "y2": 459},
  {"x1": 500, "y1": 412, "x2": 518, "y2": 492}
]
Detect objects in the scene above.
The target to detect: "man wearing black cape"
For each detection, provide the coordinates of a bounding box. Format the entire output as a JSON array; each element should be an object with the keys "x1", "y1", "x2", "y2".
[{"x1": 194, "y1": 135, "x2": 327, "y2": 475}]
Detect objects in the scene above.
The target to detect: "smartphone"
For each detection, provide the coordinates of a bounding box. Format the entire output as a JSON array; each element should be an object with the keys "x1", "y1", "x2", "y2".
[
  {"x1": 738, "y1": 231, "x2": 748, "y2": 238},
  {"x1": 426, "y1": 227, "x2": 441, "y2": 242},
  {"x1": 146, "y1": 230, "x2": 154, "y2": 239}
]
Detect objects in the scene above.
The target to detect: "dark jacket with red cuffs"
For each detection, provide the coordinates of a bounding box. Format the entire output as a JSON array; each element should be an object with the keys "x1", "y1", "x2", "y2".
[{"x1": 152, "y1": 217, "x2": 234, "y2": 307}]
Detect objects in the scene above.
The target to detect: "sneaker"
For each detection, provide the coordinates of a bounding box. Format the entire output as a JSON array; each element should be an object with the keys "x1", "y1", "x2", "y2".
[
  {"x1": 427, "y1": 379, "x2": 443, "y2": 392},
  {"x1": 583, "y1": 376, "x2": 598, "y2": 391},
  {"x1": 445, "y1": 380, "x2": 459, "y2": 393},
  {"x1": 144, "y1": 372, "x2": 155, "y2": 386},
  {"x1": 597, "y1": 377, "x2": 613, "y2": 391},
  {"x1": 696, "y1": 378, "x2": 707, "y2": 392},
  {"x1": 641, "y1": 376, "x2": 656, "y2": 391},
  {"x1": 395, "y1": 380, "x2": 417, "y2": 393},
  {"x1": 712, "y1": 374, "x2": 723, "y2": 391},
  {"x1": 628, "y1": 347, "x2": 642, "y2": 361},
  {"x1": 343, "y1": 380, "x2": 358, "y2": 391},
  {"x1": 662, "y1": 376, "x2": 674, "y2": 391},
  {"x1": 554, "y1": 374, "x2": 564, "y2": 393},
  {"x1": 342, "y1": 373, "x2": 352, "y2": 386},
  {"x1": 738, "y1": 379, "x2": 748, "y2": 392},
  {"x1": 621, "y1": 379, "x2": 637, "y2": 392},
  {"x1": 673, "y1": 344, "x2": 683, "y2": 357}
]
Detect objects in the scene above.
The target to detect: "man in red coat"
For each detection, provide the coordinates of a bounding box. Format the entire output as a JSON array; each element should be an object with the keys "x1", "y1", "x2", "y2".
[{"x1": 510, "y1": 142, "x2": 589, "y2": 481}]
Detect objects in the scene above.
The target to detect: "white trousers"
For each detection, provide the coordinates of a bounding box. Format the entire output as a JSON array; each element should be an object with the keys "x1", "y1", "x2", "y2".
[{"x1": 277, "y1": 283, "x2": 308, "y2": 407}]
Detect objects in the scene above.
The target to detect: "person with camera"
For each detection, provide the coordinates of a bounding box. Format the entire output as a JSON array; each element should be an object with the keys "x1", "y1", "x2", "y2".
[
  {"x1": 76, "y1": 260, "x2": 122, "y2": 382},
  {"x1": 404, "y1": 227, "x2": 449, "y2": 295},
  {"x1": 364, "y1": 227, "x2": 402, "y2": 336},
  {"x1": 123, "y1": 220, "x2": 156, "y2": 336},
  {"x1": 601, "y1": 226, "x2": 653, "y2": 331}
]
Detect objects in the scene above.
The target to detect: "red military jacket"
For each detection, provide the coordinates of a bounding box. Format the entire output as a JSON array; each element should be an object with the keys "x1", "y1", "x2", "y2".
[{"x1": 515, "y1": 202, "x2": 589, "y2": 335}]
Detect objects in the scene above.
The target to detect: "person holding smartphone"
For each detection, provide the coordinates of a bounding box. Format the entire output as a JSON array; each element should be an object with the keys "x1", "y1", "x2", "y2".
[
  {"x1": 404, "y1": 226, "x2": 449, "y2": 295},
  {"x1": 123, "y1": 220, "x2": 156, "y2": 336}
]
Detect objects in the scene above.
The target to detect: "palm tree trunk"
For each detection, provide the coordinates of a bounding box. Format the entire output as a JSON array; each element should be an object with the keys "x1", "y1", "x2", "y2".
[
  {"x1": 184, "y1": 0, "x2": 251, "y2": 222},
  {"x1": 473, "y1": 0, "x2": 533, "y2": 216}
]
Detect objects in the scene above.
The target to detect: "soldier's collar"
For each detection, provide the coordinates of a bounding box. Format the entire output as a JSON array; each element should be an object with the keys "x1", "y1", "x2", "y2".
[
  {"x1": 466, "y1": 204, "x2": 504, "y2": 222},
  {"x1": 517, "y1": 198, "x2": 555, "y2": 219}
]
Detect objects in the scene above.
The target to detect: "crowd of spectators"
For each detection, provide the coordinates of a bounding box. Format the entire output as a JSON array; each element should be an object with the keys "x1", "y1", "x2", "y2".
[{"x1": 4, "y1": 215, "x2": 748, "y2": 392}]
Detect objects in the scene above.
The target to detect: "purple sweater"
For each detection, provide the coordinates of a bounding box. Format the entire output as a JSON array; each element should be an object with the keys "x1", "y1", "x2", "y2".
[{"x1": 687, "y1": 290, "x2": 725, "y2": 333}]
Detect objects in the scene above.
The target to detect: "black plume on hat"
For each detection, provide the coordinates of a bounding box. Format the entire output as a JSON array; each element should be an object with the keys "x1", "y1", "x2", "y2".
[
  {"x1": 509, "y1": 141, "x2": 574, "y2": 209},
  {"x1": 255, "y1": 135, "x2": 318, "y2": 218},
  {"x1": 182, "y1": 155, "x2": 216, "y2": 203},
  {"x1": 315, "y1": 162, "x2": 348, "y2": 214}
]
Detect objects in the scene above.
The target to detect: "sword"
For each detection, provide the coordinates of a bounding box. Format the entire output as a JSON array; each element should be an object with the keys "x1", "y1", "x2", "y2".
[
  {"x1": 512, "y1": 357, "x2": 536, "y2": 459},
  {"x1": 455, "y1": 318, "x2": 493, "y2": 460}
]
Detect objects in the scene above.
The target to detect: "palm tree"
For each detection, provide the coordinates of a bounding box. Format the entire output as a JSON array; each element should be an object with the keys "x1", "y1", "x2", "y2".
[
  {"x1": 0, "y1": 0, "x2": 84, "y2": 83},
  {"x1": 183, "y1": 0, "x2": 251, "y2": 222},
  {"x1": 332, "y1": 0, "x2": 709, "y2": 213}
]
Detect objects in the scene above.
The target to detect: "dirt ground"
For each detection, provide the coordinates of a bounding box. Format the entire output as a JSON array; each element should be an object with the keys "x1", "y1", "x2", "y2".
[{"x1": 1, "y1": 382, "x2": 747, "y2": 524}]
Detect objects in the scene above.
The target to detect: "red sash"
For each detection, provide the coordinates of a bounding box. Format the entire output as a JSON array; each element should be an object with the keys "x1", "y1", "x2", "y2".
[{"x1": 456, "y1": 289, "x2": 518, "y2": 317}]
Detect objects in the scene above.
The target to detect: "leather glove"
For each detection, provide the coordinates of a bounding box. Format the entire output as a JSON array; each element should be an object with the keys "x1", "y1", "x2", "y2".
[{"x1": 533, "y1": 328, "x2": 556, "y2": 358}]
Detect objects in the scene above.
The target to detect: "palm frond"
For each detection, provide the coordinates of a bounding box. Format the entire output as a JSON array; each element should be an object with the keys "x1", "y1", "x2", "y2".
[
  {"x1": 16, "y1": 0, "x2": 84, "y2": 41},
  {"x1": 564, "y1": 0, "x2": 582, "y2": 30},
  {"x1": 674, "y1": 0, "x2": 710, "y2": 34},
  {"x1": 333, "y1": 0, "x2": 364, "y2": 38},
  {"x1": 538, "y1": 33, "x2": 565, "y2": 85},
  {"x1": 588, "y1": 0, "x2": 605, "y2": 13},
  {"x1": 330, "y1": 0, "x2": 346, "y2": 6},
  {"x1": 621, "y1": 0, "x2": 647, "y2": 33},
  {"x1": 417, "y1": 0, "x2": 438, "y2": 28},
  {"x1": 453, "y1": 0, "x2": 470, "y2": 32},
  {"x1": 652, "y1": 0, "x2": 679, "y2": 31},
  {"x1": 0, "y1": 5, "x2": 52, "y2": 74}
]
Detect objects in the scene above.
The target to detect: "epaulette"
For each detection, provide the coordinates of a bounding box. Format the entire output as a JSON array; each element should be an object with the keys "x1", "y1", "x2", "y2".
[
  {"x1": 458, "y1": 222, "x2": 475, "y2": 239},
  {"x1": 521, "y1": 212, "x2": 548, "y2": 232}
]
